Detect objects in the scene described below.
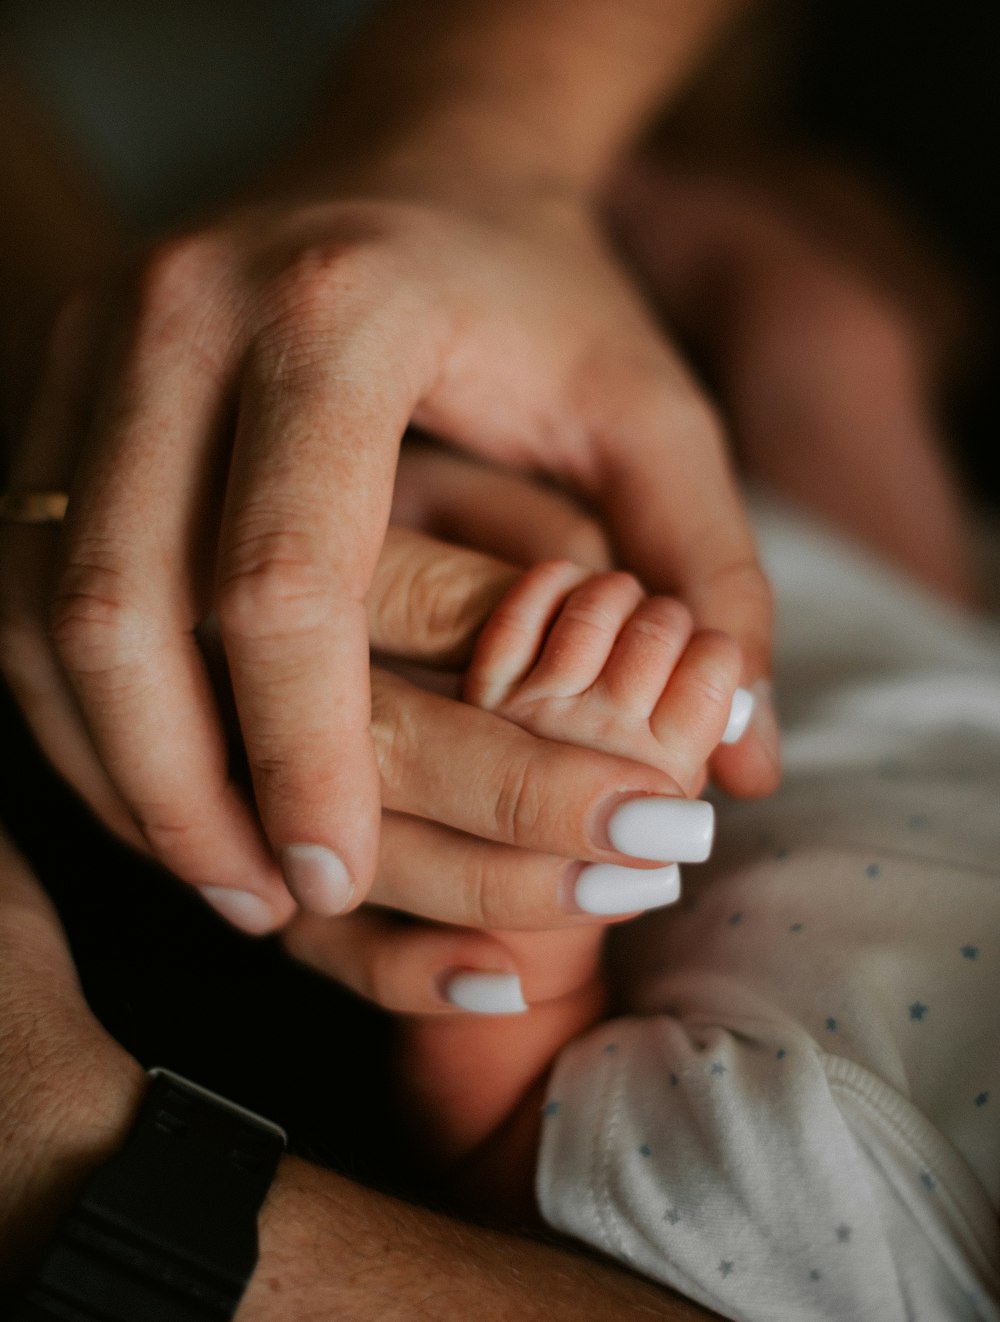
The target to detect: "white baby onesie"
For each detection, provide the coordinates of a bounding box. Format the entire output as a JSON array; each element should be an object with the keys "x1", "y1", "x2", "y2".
[{"x1": 537, "y1": 499, "x2": 1000, "y2": 1321}]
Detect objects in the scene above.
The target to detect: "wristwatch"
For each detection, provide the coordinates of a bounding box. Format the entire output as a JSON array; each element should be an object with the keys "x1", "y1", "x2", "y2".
[{"x1": 11, "y1": 1069, "x2": 286, "y2": 1322}]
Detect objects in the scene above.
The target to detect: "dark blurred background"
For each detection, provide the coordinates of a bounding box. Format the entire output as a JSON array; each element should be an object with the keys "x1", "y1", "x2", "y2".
[{"x1": 795, "y1": 0, "x2": 998, "y2": 504}]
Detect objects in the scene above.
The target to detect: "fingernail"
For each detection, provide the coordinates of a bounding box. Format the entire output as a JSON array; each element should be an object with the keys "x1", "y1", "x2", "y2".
[
  {"x1": 750, "y1": 679, "x2": 781, "y2": 769},
  {"x1": 720, "y1": 687, "x2": 754, "y2": 745},
  {"x1": 199, "y1": 887, "x2": 277, "y2": 935},
  {"x1": 442, "y1": 971, "x2": 528, "y2": 1015},
  {"x1": 572, "y1": 862, "x2": 681, "y2": 915},
  {"x1": 606, "y1": 797, "x2": 714, "y2": 862},
  {"x1": 280, "y1": 844, "x2": 354, "y2": 916}
]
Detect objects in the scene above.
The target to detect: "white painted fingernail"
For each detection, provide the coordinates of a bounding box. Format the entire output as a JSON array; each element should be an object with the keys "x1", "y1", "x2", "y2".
[
  {"x1": 573, "y1": 862, "x2": 681, "y2": 915},
  {"x1": 443, "y1": 972, "x2": 528, "y2": 1015},
  {"x1": 199, "y1": 887, "x2": 277, "y2": 935},
  {"x1": 607, "y1": 797, "x2": 714, "y2": 863},
  {"x1": 280, "y1": 844, "x2": 354, "y2": 916},
  {"x1": 720, "y1": 687, "x2": 754, "y2": 744}
]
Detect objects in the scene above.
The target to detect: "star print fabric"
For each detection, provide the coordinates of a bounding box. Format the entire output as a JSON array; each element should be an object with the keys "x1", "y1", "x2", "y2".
[
  {"x1": 536, "y1": 501, "x2": 1000, "y2": 1320},
  {"x1": 539, "y1": 1018, "x2": 999, "y2": 1319}
]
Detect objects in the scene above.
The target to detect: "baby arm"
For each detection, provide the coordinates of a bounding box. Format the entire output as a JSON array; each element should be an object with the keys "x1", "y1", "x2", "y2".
[{"x1": 398, "y1": 561, "x2": 746, "y2": 1210}]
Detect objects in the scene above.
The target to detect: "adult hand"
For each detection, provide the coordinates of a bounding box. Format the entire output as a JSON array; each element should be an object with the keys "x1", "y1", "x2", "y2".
[
  {"x1": 288, "y1": 525, "x2": 692, "y2": 1009},
  {"x1": 0, "y1": 177, "x2": 775, "y2": 932},
  {"x1": 279, "y1": 454, "x2": 717, "y2": 1015}
]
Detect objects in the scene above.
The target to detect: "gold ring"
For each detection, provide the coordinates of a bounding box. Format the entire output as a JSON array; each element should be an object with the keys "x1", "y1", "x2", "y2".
[{"x1": 0, "y1": 490, "x2": 69, "y2": 524}]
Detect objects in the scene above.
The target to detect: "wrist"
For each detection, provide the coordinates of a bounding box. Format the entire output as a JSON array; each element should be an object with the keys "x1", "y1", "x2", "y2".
[
  {"x1": 0, "y1": 1039, "x2": 146, "y2": 1287},
  {"x1": 262, "y1": 99, "x2": 597, "y2": 230}
]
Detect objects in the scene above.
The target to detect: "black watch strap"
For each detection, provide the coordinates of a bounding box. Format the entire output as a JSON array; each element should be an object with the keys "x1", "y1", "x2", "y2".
[{"x1": 13, "y1": 1069, "x2": 286, "y2": 1322}]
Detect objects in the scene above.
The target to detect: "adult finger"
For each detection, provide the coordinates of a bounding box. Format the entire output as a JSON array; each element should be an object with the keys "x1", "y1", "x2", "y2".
[
  {"x1": 0, "y1": 297, "x2": 143, "y2": 849},
  {"x1": 584, "y1": 355, "x2": 780, "y2": 797},
  {"x1": 0, "y1": 540, "x2": 142, "y2": 850},
  {"x1": 216, "y1": 273, "x2": 448, "y2": 917},
  {"x1": 282, "y1": 906, "x2": 601, "y2": 1015},
  {"x1": 367, "y1": 527, "x2": 521, "y2": 668},
  {"x1": 393, "y1": 444, "x2": 614, "y2": 570},
  {"x1": 371, "y1": 667, "x2": 705, "y2": 868},
  {"x1": 373, "y1": 812, "x2": 633, "y2": 930},
  {"x1": 50, "y1": 251, "x2": 294, "y2": 931}
]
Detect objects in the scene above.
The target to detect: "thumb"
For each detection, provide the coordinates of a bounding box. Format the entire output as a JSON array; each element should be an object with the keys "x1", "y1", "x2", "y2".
[
  {"x1": 585, "y1": 364, "x2": 780, "y2": 797},
  {"x1": 367, "y1": 527, "x2": 522, "y2": 668}
]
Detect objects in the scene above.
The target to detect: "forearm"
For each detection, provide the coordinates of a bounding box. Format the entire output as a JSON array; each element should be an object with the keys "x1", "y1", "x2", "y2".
[
  {"x1": 0, "y1": 1036, "x2": 713, "y2": 1321},
  {"x1": 280, "y1": 0, "x2": 748, "y2": 202},
  {"x1": 243, "y1": 1154, "x2": 717, "y2": 1321}
]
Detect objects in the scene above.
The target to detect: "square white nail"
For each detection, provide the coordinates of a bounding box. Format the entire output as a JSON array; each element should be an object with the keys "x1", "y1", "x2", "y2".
[
  {"x1": 574, "y1": 862, "x2": 681, "y2": 915},
  {"x1": 443, "y1": 972, "x2": 527, "y2": 1015},
  {"x1": 607, "y1": 797, "x2": 714, "y2": 863}
]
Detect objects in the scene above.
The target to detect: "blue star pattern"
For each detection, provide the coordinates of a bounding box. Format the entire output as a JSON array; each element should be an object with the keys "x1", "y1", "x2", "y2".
[
  {"x1": 920, "y1": 1169, "x2": 936, "y2": 1191},
  {"x1": 664, "y1": 1208, "x2": 681, "y2": 1225},
  {"x1": 728, "y1": 911, "x2": 744, "y2": 926},
  {"x1": 543, "y1": 1101, "x2": 560, "y2": 1117},
  {"x1": 638, "y1": 1144, "x2": 652, "y2": 1158},
  {"x1": 776, "y1": 1048, "x2": 787, "y2": 1060},
  {"x1": 908, "y1": 814, "x2": 928, "y2": 830},
  {"x1": 826, "y1": 1017, "x2": 838, "y2": 1033},
  {"x1": 709, "y1": 1062, "x2": 727, "y2": 1076},
  {"x1": 961, "y1": 945, "x2": 979, "y2": 960},
  {"x1": 908, "y1": 1001, "x2": 928, "y2": 1022},
  {"x1": 603, "y1": 1043, "x2": 618, "y2": 1055},
  {"x1": 975, "y1": 1091, "x2": 989, "y2": 1108},
  {"x1": 669, "y1": 1073, "x2": 679, "y2": 1087},
  {"x1": 718, "y1": 1261, "x2": 735, "y2": 1278},
  {"x1": 789, "y1": 922, "x2": 804, "y2": 933},
  {"x1": 866, "y1": 863, "x2": 881, "y2": 879},
  {"x1": 835, "y1": 1224, "x2": 852, "y2": 1244},
  {"x1": 809, "y1": 1269, "x2": 822, "y2": 1282},
  {"x1": 775, "y1": 848, "x2": 789, "y2": 860}
]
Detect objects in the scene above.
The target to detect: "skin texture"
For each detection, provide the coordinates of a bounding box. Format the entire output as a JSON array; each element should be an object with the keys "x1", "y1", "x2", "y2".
[
  {"x1": 398, "y1": 561, "x2": 741, "y2": 1164},
  {"x1": 0, "y1": 0, "x2": 778, "y2": 939},
  {"x1": 0, "y1": 825, "x2": 723, "y2": 1320}
]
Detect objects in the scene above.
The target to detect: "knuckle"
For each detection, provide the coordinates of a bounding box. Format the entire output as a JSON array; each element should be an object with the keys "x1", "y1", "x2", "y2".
[
  {"x1": 687, "y1": 655, "x2": 739, "y2": 714},
  {"x1": 128, "y1": 236, "x2": 233, "y2": 378},
  {"x1": 493, "y1": 754, "x2": 546, "y2": 847},
  {"x1": 630, "y1": 596, "x2": 693, "y2": 646},
  {"x1": 369, "y1": 672, "x2": 417, "y2": 789},
  {"x1": 50, "y1": 554, "x2": 146, "y2": 674},
  {"x1": 128, "y1": 800, "x2": 200, "y2": 855},
  {"x1": 244, "y1": 749, "x2": 293, "y2": 801},
  {"x1": 461, "y1": 858, "x2": 515, "y2": 930},
  {"x1": 134, "y1": 234, "x2": 219, "y2": 314},
  {"x1": 373, "y1": 549, "x2": 494, "y2": 658},
  {"x1": 563, "y1": 573, "x2": 640, "y2": 630},
  {"x1": 253, "y1": 244, "x2": 389, "y2": 384},
  {"x1": 217, "y1": 525, "x2": 334, "y2": 642}
]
